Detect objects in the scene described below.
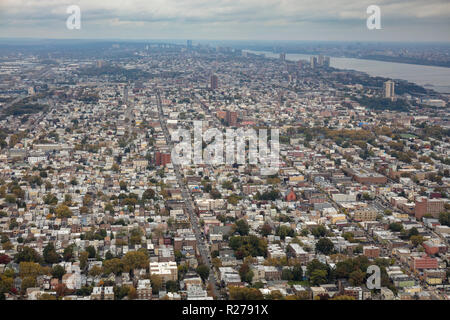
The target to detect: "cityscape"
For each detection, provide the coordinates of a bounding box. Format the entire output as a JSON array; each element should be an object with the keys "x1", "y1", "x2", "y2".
[{"x1": 0, "y1": 0, "x2": 449, "y2": 307}]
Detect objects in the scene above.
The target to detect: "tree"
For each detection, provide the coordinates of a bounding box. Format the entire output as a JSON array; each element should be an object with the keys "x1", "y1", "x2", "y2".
[
  {"x1": 310, "y1": 269, "x2": 328, "y2": 286},
  {"x1": 410, "y1": 235, "x2": 425, "y2": 247},
  {"x1": 79, "y1": 251, "x2": 89, "y2": 270},
  {"x1": 86, "y1": 246, "x2": 96, "y2": 259},
  {"x1": 260, "y1": 223, "x2": 272, "y2": 237},
  {"x1": 150, "y1": 275, "x2": 162, "y2": 294},
  {"x1": 89, "y1": 265, "x2": 103, "y2": 277},
  {"x1": 389, "y1": 222, "x2": 403, "y2": 232},
  {"x1": 55, "y1": 204, "x2": 72, "y2": 218},
  {"x1": 43, "y1": 193, "x2": 58, "y2": 205},
  {"x1": 210, "y1": 189, "x2": 222, "y2": 199},
  {"x1": 82, "y1": 194, "x2": 92, "y2": 207},
  {"x1": 331, "y1": 295, "x2": 355, "y2": 300},
  {"x1": 276, "y1": 225, "x2": 294, "y2": 240},
  {"x1": 19, "y1": 262, "x2": 47, "y2": 278},
  {"x1": 316, "y1": 238, "x2": 334, "y2": 255},
  {"x1": 196, "y1": 264, "x2": 210, "y2": 282},
  {"x1": 127, "y1": 286, "x2": 137, "y2": 300},
  {"x1": 221, "y1": 180, "x2": 234, "y2": 190},
  {"x1": 229, "y1": 286, "x2": 264, "y2": 300},
  {"x1": 439, "y1": 212, "x2": 450, "y2": 227},
  {"x1": 14, "y1": 246, "x2": 42, "y2": 263},
  {"x1": 408, "y1": 227, "x2": 419, "y2": 238},
  {"x1": 306, "y1": 259, "x2": 329, "y2": 284},
  {"x1": 239, "y1": 263, "x2": 254, "y2": 283},
  {"x1": 292, "y1": 264, "x2": 303, "y2": 281},
  {"x1": 39, "y1": 293, "x2": 57, "y2": 300},
  {"x1": 43, "y1": 243, "x2": 60, "y2": 264},
  {"x1": 0, "y1": 254, "x2": 11, "y2": 265},
  {"x1": 51, "y1": 265, "x2": 66, "y2": 280},
  {"x1": 234, "y1": 219, "x2": 249, "y2": 236},
  {"x1": 349, "y1": 269, "x2": 365, "y2": 286},
  {"x1": 142, "y1": 188, "x2": 156, "y2": 201},
  {"x1": 166, "y1": 280, "x2": 178, "y2": 292},
  {"x1": 103, "y1": 258, "x2": 124, "y2": 275},
  {"x1": 122, "y1": 251, "x2": 149, "y2": 272},
  {"x1": 55, "y1": 283, "x2": 68, "y2": 298},
  {"x1": 0, "y1": 274, "x2": 13, "y2": 295},
  {"x1": 311, "y1": 225, "x2": 327, "y2": 238},
  {"x1": 129, "y1": 228, "x2": 143, "y2": 245},
  {"x1": 63, "y1": 245, "x2": 75, "y2": 262},
  {"x1": 281, "y1": 268, "x2": 294, "y2": 281},
  {"x1": 21, "y1": 276, "x2": 37, "y2": 294},
  {"x1": 229, "y1": 235, "x2": 267, "y2": 259}
]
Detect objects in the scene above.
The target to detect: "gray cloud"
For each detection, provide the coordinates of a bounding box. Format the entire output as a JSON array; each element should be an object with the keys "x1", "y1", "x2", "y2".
[{"x1": 0, "y1": 0, "x2": 449, "y2": 41}]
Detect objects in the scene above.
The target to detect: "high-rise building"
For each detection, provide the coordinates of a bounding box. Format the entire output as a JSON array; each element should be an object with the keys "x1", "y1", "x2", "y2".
[
  {"x1": 187, "y1": 40, "x2": 192, "y2": 50},
  {"x1": 318, "y1": 55, "x2": 324, "y2": 66},
  {"x1": 310, "y1": 56, "x2": 317, "y2": 69},
  {"x1": 210, "y1": 74, "x2": 218, "y2": 90},
  {"x1": 226, "y1": 110, "x2": 238, "y2": 127},
  {"x1": 155, "y1": 151, "x2": 171, "y2": 166},
  {"x1": 384, "y1": 80, "x2": 395, "y2": 99},
  {"x1": 279, "y1": 53, "x2": 286, "y2": 61},
  {"x1": 323, "y1": 56, "x2": 330, "y2": 67}
]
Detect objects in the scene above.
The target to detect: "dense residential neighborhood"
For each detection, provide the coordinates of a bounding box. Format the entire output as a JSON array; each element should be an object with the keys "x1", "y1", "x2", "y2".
[{"x1": 0, "y1": 41, "x2": 449, "y2": 301}]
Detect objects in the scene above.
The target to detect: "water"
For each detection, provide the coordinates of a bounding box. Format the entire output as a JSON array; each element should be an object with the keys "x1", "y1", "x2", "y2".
[{"x1": 245, "y1": 50, "x2": 450, "y2": 94}]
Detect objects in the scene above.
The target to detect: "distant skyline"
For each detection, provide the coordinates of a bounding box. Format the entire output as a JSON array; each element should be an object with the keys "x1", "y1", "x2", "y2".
[{"x1": 0, "y1": 0, "x2": 449, "y2": 42}]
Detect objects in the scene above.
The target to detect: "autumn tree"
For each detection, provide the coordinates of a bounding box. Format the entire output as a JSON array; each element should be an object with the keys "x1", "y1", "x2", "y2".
[
  {"x1": 150, "y1": 274, "x2": 162, "y2": 294},
  {"x1": 103, "y1": 258, "x2": 124, "y2": 275},
  {"x1": 55, "y1": 204, "x2": 72, "y2": 218},
  {"x1": 122, "y1": 250, "x2": 149, "y2": 272}
]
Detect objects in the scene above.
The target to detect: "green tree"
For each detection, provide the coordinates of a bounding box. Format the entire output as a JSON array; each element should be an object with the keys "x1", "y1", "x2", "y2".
[
  {"x1": 14, "y1": 246, "x2": 42, "y2": 263},
  {"x1": 316, "y1": 238, "x2": 334, "y2": 255},
  {"x1": 292, "y1": 264, "x2": 303, "y2": 281},
  {"x1": 196, "y1": 264, "x2": 210, "y2": 282},
  {"x1": 51, "y1": 265, "x2": 66, "y2": 280},
  {"x1": 310, "y1": 269, "x2": 328, "y2": 286},
  {"x1": 234, "y1": 219, "x2": 249, "y2": 236},
  {"x1": 281, "y1": 268, "x2": 294, "y2": 281},
  {"x1": 86, "y1": 246, "x2": 96, "y2": 259},
  {"x1": 389, "y1": 223, "x2": 403, "y2": 232},
  {"x1": 166, "y1": 280, "x2": 178, "y2": 292},
  {"x1": 349, "y1": 269, "x2": 365, "y2": 286},
  {"x1": 43, "y1": 243, "x2": 60, "y2": 264},
  {"x1": 311, "y1": 225, "x2": 327, "y2": 238}
]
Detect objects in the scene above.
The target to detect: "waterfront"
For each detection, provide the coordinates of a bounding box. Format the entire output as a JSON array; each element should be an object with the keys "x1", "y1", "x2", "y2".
[{"x1": 246, "y1": 50, "x2": 450, "y2": 93}]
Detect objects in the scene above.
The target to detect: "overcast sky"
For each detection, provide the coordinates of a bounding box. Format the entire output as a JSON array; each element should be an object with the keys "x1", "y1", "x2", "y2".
[{"x1": 0, "y1": 0, "x2": 449, "y2": 42}]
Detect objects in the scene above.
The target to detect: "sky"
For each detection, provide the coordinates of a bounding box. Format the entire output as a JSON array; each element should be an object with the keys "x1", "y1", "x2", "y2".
[{"x1": 0, "y1": 0, "x2": 449, "y2": 42}]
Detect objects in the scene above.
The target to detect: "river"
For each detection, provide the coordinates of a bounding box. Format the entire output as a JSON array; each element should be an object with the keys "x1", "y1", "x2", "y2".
[{"x1": 245, "y1": 50, "x2": 450, "y2": 94}]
